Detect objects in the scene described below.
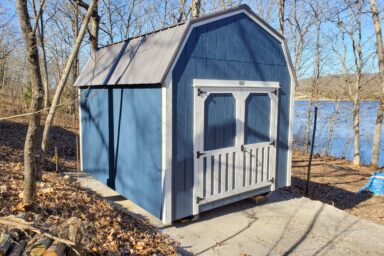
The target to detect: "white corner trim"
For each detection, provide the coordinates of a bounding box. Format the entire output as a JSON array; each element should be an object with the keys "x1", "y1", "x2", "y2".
[
  {"x1": 193, "y1": 79, "x2": 280, "y2": 89},
  {"x1": 281, "y1": 42, "x2": 297, "y2": 188},
  {"x1": 286, "y1": 76, "x2": 295, "y2": 187},
  {"x1": 161, "y1": 78, "x2": 173, "y2": 224},
  {"x1": 78, "y1": 88, "x2": 84, "y2": 172}
]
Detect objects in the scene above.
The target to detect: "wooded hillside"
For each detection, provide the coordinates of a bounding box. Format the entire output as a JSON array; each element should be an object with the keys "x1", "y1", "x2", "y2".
[{"x1": 296, "y1": 73, "x2": 381, "y2": 100}]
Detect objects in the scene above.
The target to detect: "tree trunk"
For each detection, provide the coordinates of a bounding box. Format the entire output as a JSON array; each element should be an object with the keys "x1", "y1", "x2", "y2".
[
  {"x1": 89, "y1": 3, "x2": 99, "y2": 51},
  {"x1": 40, "y1": 9, "x2": 50, "y2": 110},
  {"x1": 324, "y1": 99, "x2": 340, "y2": 159},
  {"x1": 352, "y1": 0, "x2": 363, "y2": 166},
  {"x1": 191, "y1": 0, "x2": 200, "y2": 19},
  {"x1": 177, "y1": 0, "x2": 187, "y2": 22},
  {"x1": 278, "y1": 0, "x2": 285, "y2": 34},
  {"x1": 0, "y1": 59, "x2": 6, "y2": 91},
  {"x1": 353, "y1": 78, "x2": 361, "y2": 165},
  {"x1": 304, "y1": 10, "x2": 320, "y2": 153},
  {"x1": 31, "y1": 0, "x2": 49, "y2": 110},
  {"x1": 74, "y1": 0, "x2": 99, "y2": 51},
  {"x1": 40, "y1": 0, "x2": 98, "y2": 167},
  {"x1": 16, "y1": 0, "x2": 44, "y2": 206},
  {"x1": 304, "y1": 99, "x2": 313, "y2": 152},
  {"x1": 370, "y1": 0, "x2": 384, "y2": 168},
  {"x1": 71, "y1": 2, "x2": 80, "y2": 117}
]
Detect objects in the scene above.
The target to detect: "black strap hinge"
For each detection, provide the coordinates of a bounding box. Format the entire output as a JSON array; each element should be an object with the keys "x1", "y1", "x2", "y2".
[
  {"x1": 196, "y1": 151, "x2": 206, "y2": 158},
  {"x1": 196, "y1": 196, "x2": 205, "y2": 204},
  {"x1": 197, "y1": 88, "x2": 206, "y2": 96}
]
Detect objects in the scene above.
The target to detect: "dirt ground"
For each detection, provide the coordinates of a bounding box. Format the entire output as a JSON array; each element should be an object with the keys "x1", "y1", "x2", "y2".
[{"x1": 286, "y1": 151, "x2": 384, "y2": 225}]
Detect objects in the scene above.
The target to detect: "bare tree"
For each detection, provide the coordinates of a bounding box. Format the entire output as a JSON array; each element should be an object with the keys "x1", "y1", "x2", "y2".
[
  {"x1": 75, "y1": 0, "x2": 99, "y2": 50},
  {"x1": 286, "y1": 0, "x2": 313, "y2": 78},
  {"x1": 31, "y1": 0, "x2": 50, "y2": 110},
  {"x1": 332, "y1": 0, "x2": 364, "y2": 165},
  {"x1": 16, "y1": 0, "x2": 44, "y2": 206},
  {"x1": 324, "y1": 98, "x2": 340, "y2": 159},
  {"x1": 304, "y1": 1, "x2": 321, "y2": 153},
  {"x1": 0, "y1": 27, "x2": 15, "y2": 91},
  {"x1": 248, "y1": 0, "x2": 278, "y2": 26},
  {"x1": 370, "y1": 0, "x2": 384, "y2": 168},
  {"x1": 40, "y1": 0, "x2": 98, "y2": 169},
  {"x1": 177, "y1": 0, "x2": 188, "y2": 22}
]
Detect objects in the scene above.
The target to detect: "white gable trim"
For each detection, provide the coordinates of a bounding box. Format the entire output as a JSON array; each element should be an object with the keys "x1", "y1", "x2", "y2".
[{"x1": 193, "y1": 79, "x2": 280, "y2": 89}]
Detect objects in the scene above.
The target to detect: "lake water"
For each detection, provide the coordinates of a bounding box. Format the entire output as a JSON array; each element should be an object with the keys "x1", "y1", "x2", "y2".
[{"x1": 293, "y1": 100, "x2": 384, "y2": 167}]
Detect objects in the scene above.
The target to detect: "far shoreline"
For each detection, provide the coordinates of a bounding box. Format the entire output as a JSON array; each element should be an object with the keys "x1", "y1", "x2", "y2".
[{"x1": 295, "y1": 97, "x2": 380, "y2": 102}]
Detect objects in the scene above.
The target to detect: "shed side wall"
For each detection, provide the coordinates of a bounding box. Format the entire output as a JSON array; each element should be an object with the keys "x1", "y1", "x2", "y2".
[
  {"x1": 172, "y1": 13, "x2": 291, "y2": 220},
  {"x1": 80, "y1": 87, "x2": 163, "y2": 218}
]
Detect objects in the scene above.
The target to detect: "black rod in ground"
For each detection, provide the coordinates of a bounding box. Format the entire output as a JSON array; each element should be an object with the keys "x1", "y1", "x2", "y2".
[{"x1": 305, "y1": 106, "x2": 318, "y2": 195}]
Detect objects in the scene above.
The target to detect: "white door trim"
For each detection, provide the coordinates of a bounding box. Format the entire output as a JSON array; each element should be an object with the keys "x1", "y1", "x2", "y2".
[
  {"x1": 192, "y1": 80, "x2": 279, "y2": 215},
  {"x1": 193, "y1": 79, "x2": 280, "y2": 89}
]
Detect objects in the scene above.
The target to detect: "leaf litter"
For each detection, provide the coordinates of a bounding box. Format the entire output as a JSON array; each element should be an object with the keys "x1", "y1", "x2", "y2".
[{"x1": 0, "y1": 121, "x2": 178, "y2": 255}]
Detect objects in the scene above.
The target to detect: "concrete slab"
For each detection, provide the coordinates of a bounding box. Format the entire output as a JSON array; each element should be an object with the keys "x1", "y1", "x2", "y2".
[{"x1": 73, "y1": 173, "x2": 384, "y2": 256}]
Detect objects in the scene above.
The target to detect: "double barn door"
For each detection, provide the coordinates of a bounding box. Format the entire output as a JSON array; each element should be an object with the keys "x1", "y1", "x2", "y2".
[{"x1": 193, "y1": 80, "x2": 279, "y2": 214}]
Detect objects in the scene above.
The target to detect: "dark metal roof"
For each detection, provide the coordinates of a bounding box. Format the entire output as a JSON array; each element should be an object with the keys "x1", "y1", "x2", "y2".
[
  {"x1": 74, "y1": 4, "x2": 294, "y2": 87},
  {"x1": 74, "y1": 23, "x2": 188, "y2": 86}
]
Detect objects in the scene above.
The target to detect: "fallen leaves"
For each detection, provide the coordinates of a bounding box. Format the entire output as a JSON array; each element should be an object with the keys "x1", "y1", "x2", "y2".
[{"x1": 0, "y1": 120, "x2": 178, "y2": 255}]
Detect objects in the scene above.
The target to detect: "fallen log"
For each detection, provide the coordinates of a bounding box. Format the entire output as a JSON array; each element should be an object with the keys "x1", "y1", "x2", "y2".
[
  {"x1": 0, "y1": 218, "x2": 76, "y2": 247},
  {"x1": 42, "y1": 241, "x2": 66, "y2": 256},
  {"x1": 8, "y1": 240, "x2": 27, "y2": 256},
  {"x1": 0, "y1": 232, "x2": 13, "y2": 256},
  {"x1": 30, "y1": 237, "x2": 52, "y2": 256}
]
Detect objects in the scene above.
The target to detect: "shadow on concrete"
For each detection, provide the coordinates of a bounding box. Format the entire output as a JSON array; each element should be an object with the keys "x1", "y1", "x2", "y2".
[
  {"x1": 171, "y1": 191, "x2": 293, "y2": 255},
  {"x1": 267, "y1": 201, "x2": 360, "y2": 255},
  {"x1": 289, "y1": 176, "x2": 372, "y2": 210}
]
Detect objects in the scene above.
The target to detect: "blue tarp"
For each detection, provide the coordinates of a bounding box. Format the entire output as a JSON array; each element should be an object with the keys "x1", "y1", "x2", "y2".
[{"x1": 359, "y1": 172, "x2": 384, "y2": 195}]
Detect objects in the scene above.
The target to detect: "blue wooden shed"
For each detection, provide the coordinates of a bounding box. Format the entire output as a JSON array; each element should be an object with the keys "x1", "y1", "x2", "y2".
[{"x1": 75, "y1": 4, "x2": 297, "y2": 224}]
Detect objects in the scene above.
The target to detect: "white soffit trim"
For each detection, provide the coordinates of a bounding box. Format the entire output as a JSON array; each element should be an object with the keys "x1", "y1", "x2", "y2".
[{"x1": 193, "y1": 79, "x2": 280, "y2": 89}]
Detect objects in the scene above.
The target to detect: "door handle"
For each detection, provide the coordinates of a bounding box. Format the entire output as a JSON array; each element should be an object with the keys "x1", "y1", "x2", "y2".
[{"x1": 241, "y1": 145, "x2": 247, "y2": 152}]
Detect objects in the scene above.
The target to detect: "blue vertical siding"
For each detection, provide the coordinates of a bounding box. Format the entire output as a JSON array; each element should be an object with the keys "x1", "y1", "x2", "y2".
[
  {"x1": 204, "y1": 94, "x2": 236, "y2": 150},
  {"x1": 172, "y1": 13, "x2": 291, "y2": 219},
  {"x1": 80, "y1": 88, "x2": 110, "y2": 184},
  {"x1": 80, "y1": 87, "x2": 163, "y2": 219},
  {"x1": 245, "y1": 93, "x2": 271, "y2": 144}
]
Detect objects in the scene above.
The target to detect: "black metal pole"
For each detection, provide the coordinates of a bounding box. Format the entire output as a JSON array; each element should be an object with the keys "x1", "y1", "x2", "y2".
[{"x1": 305, "y1": 106, "x2": 318, "y2": 195}]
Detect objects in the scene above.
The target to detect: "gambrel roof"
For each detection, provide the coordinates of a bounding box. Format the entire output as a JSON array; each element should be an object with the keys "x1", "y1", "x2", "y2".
[{"x1": 74, "y1": 4, "x2": 297, "y2": 87}]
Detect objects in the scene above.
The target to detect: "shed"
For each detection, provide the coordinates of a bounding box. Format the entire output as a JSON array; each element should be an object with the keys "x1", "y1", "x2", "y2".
[{"x1": 75, "y1": 4, "x2": 297, "y2": 224}]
